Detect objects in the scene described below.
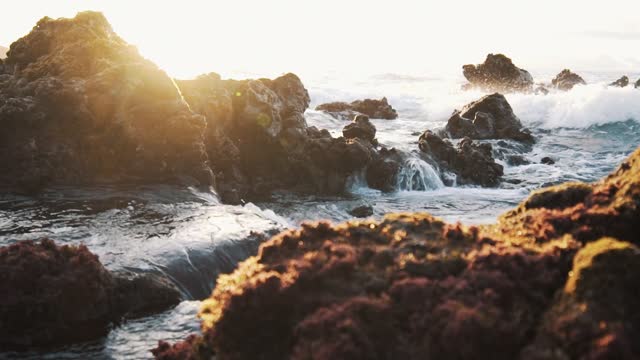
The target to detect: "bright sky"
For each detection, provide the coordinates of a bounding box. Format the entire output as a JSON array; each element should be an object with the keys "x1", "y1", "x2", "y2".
[{"x1": 1, "y1": 0, "x2": 639, "y2": 79}]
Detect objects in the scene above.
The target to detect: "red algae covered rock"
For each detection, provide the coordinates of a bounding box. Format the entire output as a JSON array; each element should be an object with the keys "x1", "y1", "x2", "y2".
[
  {"x1": 155, "y1": 146, "x2": 640, "y2": 359},
  {"x1": 0, "y1": 239, "x2": 180, "y2": 349}
]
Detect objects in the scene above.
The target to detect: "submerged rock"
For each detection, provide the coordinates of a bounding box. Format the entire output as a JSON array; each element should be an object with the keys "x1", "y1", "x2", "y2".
[
  {"x1": 316, "y1": 97, "x2": 398, "y2": 120},
  {"x1": 462, "y1": 53, "x2": 534, "y2": 92},
  {"x1": 541, "y1": 156, "x2": 555, "y2": 165},
  {"x1": 349, "y1": 205, "x2": 374, "y2": 218},
  {"x1": 418, "y1": 131, "x2": 503, "y2": 186},
  {"x1": 551, "y1": 69, "x2": 586, "y2": 91},
  {"x1": 609, "y1": 75, "x2": 629, "y2": 87},
  {"x1": 0, "y1": 12, "x2": 214, "y2": 191},
  {"x1": 155, "y1": 146, "x2": 640, "y2": 359},
  {"x1": 445, "y1": 93, "x2": 535, "y2": 144},
  {"x1": 0, "y1": 239, "x2": 180, "y2": 349}
]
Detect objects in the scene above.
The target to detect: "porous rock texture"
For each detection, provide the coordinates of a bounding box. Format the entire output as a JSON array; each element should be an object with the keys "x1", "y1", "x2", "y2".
[
  {"x1": 444, "y1": 93, "x2": 535, "y2": 144},
  {"x1": 315, "y1": 97, "x2": 398, "y2": 120},
  {"x1": 462, "y1": 54, "x2": 534, "y2": 93},
  {"x1": 152, "y1": 135, "x2": 640, "y2": 360},
  {"x1": 418, "y1": 131, "x2": 504, "y2": 187},
  {"x1": 551, "y1": 69, "x2": 586, "y2": 91},
  {"x1": 0, "y1": 239, "x2": 181, "y2": 349},
  {"x1": 0, "y1": 12, "x2": 214, "y2": 191}
]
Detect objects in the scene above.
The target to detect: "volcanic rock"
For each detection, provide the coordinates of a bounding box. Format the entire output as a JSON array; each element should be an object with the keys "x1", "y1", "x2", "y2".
[
  {"x1": 462, "y1": 54, "x2": 534, "y2": 92},
  {"x1": 551, "y1": 69, "x2": 586, "y2": 91},
  {"x1": 0, "y1": 12, "x2": 214, "y2": 191},
  {"x1": 609, "y1": 76, "x2": 629, "y2": 87},
  {"x1": 635, "y1": 78, "x2": 640, "y2": 89},
  {"x1": 0, "y1": 239, "x2": 180, "y2": 349},
  {"x1": 445, "y1": 93, "x2": 534, "y2": 144},
  {"x1": 418, "y1": 131, "x2": 503, "y2": 186},
  {"x1": 155, "y1": 146, "x2": 640, "y2": 359},
  {"x1": 342, "y1": 114, "x2": 376, "y2": 143},
  {"x1": 316, "y1": 97, "x2": 398, "y2": 120},
  {"x1": 349, "y1": 205, "x2": 374, "y2": 218},
  {"x1": 541, "y1": 156, "x2": 555, "y2": 165}
]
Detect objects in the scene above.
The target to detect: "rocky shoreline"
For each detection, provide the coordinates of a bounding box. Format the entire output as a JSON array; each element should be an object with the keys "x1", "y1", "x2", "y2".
[{"x1": 1, "y1": 10, "x2": 639, "y2": 359}]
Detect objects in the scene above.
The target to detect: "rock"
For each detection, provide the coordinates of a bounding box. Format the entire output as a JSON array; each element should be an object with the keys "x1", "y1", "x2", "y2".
[
  {"x1": 551, "y1": 69, "x2": 586, "y2": 91},
  {"x1": 342, "y1": 114, "x2": 376, "y2": 143},
  {"x1": 316, "y1": 97, "x2": 398, "y2": 120},
  {"x1": 418, "y1": 131, "x2": 503, "y2": 186},
  {"x1": 462, "y1": 53, "x2": 534, "y2": 92},
  {"x1": 506, "y1": 155, "x2": 530, "y2": 166},
  {"x1": 541, "y1": 156, "x2": 555, "y2": 165},
  {"x1": 0, "y1": 239, "x2": 180, "y2": 349},
  {"x1": 349, "y1": 205, "x2": 374, "y2": 218},
  {"x1": 0, "y1": 12, "x2": 214, "y2": 191},
  {"x1": 635, "y1": 78, "x2": 640, "y2": 89},
  {"x1": 609, "y1": 76, "x2": 629, "y2": 87},
  {"x1": 445, "y1": 93, "x2": 535, "y2": 144},
  {"x1": 365, "y1": 147, "x2": 403, "y2": 192},
  {"x1": 534, "y1": 85, "x2": 549, "y2": 95},
  {"x1": 521, "y1": 239, "x2": 640, "y2": 360},
  {"x1": 156, "y1": 146, "x2": 640, "y2": 359}
]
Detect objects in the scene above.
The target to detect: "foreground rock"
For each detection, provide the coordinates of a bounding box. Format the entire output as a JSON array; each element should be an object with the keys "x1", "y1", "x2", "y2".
[
  {"x1": 609, "y1": 76, "x2": 629, "y2": 87},
  {"x1": 0, "y1": 12, "x2": 214, "y2": 191},
  {"x1": 551, "y1": 69, "x2": 586, "y2": 91},
  {"x1": 154, "y1": 146, "x2": 640, "y2": 359},
  {"x1": 315, "y1": 97, "x2": 398, "y2": 120},
  {"x1": 419, "y1": 131, "x2": 503, "y2": 186},
  {"x1": 444, "y1": 93, "x2": 534, "y2": 144},
  {"x1": 0, "y1": 239, "x2": 180, "y2": 349},
  {"x1": 462, "y1": 54, "x2": 534, "y2": 92}
]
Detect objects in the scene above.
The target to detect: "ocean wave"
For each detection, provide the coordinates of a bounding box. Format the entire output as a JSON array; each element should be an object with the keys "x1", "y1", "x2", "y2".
[{"x1": 508, "y1": 84, "x2": 640, "y2": 129}]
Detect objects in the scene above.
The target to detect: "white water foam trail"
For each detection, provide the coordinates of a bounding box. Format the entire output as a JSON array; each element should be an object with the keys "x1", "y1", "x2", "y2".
[
  {"x1": 396, "y1": 157, "x2": 444, "y2": 191},
  {"x1": 508, "y1": 84, "x2": 640, "y2": 129}
]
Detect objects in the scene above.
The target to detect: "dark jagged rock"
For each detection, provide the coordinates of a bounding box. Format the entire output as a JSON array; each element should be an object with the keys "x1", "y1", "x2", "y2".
[
  {"x1": 445, "y1": 93, "x2": 534, "y2": 144},
  {"x1": 365, "y1": 147, "x2": 403, "y2": 192},
  {"x1": 0, "y1": 12, "x2": 214, "y2": 192},
  {"x1": 342, "y1": 114, "x2": 376, "y2": 143},
  {"x1": 462, "y1": 54, "x2": 534, "y2": 93},
  {"x1": 541, "y1": 156, "x2": 555, "y2": 165},
  {"x1": 156, "y1": 147, "x2": 640, "y2": 359},
  {"x1": 419, "y1": 131, "x2": 503, "y2": 186},
  {"x1": 349, "y1": 205, "x2": 374, "y2": 218},
  {"x1": 609, "y1": 75, "x2": 629, "y2": 87},
  {"x1": 316, "y1": 97, "x2": 398, "y2": 120},
  {"x1": 0, "y1": 239, "x2": 180, "y2": 349},
  {"x1": 635, "y1": 78, "x2": 640, "y2": 89},
  {"x1": 551, "y1": 69, "x2": 586, "y2": 91}
]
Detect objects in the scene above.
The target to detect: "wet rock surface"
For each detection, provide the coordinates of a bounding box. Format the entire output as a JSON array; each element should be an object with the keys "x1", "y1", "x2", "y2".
[
  {"x1": 462, "y1": 54, "x2": 534, "y2": 92},
  {"x1": 0, "y1": 239, "x2": 180, "y2": 349},
  {"x1": 348, "y1": 205, "x2": 374, "y2": 218},
  {"x1": 155, "y1": 147, "x2": 640, "y2": 359},
  {"x1": 445, "y1": 93, "x2": 535, "y2": 144},
  {"x1": 419, "y1": 131, "x2": 504, "y2": 186},
  {"x1": 316, "y1": 97, "x2": 398, "y2": 120},
  {"x1": 551, "y1": 69, "x2": 586, "y2": 91}
]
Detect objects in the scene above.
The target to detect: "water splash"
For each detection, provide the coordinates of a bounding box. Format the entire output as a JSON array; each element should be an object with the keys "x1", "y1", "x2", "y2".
[{"x1": 396, "y1": 157, "x2": 444, "y2": 191}]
